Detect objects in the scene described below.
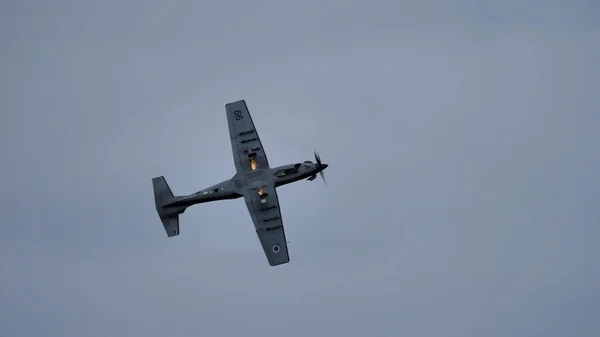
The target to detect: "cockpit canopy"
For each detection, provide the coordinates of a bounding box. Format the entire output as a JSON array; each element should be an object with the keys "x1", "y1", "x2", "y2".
[{"x1": 274, "y1": 163, "x2": 302, "y2": 177}]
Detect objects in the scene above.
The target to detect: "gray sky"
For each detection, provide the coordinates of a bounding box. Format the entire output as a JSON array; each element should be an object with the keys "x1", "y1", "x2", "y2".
[{"x1": 1, "y1": 0, "x2": 599, "y2": 336}]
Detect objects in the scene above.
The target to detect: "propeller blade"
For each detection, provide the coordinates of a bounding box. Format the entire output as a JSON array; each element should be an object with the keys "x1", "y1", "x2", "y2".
[
  {"x1": 314, "y1": 150, "x2": 326, "y2": 185},
  {"x1": 314, "y1": 151, "x2": 322, "y2": 167},
  {"x1": 319, "y1": 171, "x2": 327, "y2": 185}
]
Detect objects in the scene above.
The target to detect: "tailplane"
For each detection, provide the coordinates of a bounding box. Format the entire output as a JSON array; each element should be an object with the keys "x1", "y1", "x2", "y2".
[{"x1": 152, "y1": 176, "x2": 186, "y2": 237}]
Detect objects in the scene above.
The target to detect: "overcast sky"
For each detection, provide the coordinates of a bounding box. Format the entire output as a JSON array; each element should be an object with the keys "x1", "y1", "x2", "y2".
[{"x1": 1, "y1": 1, "x2": 599, "y2": 336}]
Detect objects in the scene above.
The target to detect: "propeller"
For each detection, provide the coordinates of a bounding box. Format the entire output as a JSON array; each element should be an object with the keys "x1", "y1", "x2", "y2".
[{"x1": 313, "y1": 151, "x2": 328, "y2": 185}]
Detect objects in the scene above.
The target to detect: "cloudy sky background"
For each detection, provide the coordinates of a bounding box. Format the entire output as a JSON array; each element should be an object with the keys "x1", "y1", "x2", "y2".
[{"x1": 1, "y1": 0, "x2": 599, "y2": 336}]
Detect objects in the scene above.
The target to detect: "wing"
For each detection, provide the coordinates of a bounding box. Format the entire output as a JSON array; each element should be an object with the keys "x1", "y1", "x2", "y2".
[
  {"x1": 244, "y1": 183, "x2": 290, "y2": 266},
  {"x1": 225, "y1": 100, "x2": 270, "y2": 175}
]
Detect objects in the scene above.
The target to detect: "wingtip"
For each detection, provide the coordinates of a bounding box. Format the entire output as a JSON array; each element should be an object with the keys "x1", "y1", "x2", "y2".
[
  {"x1": 224, "y1": 99, "x2": 245, "y2": 106},
  {"x1": 268, "y1": 259, "x2": 291, "y2": 267}
]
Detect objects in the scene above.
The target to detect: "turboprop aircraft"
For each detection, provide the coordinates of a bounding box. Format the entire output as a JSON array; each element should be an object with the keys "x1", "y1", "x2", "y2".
[{"x1": 152, "y1": 99, "x2": 328, "y2": 266}]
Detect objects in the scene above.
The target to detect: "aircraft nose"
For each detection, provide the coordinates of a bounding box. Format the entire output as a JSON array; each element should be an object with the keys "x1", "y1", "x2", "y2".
[{"x1": 321, "y1": 164, "x2": 328, "y2": 170}]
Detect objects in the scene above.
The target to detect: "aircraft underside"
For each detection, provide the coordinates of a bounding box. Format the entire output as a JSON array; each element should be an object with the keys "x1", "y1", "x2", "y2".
[{"x1": 151, "y1": 100, "x2": 328, "y2": 266}]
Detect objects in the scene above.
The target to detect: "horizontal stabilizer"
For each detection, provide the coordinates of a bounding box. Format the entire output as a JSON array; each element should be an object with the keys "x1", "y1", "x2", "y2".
[
  {"x1": 152, "y1": 176, "x2": 175, "y2": 207},
  {"x1": 152, "y1": 176, "x2": 185, "y2": 237},
  {"x1": 160, "y1": 214, "x2": 180, "y2": 237}
]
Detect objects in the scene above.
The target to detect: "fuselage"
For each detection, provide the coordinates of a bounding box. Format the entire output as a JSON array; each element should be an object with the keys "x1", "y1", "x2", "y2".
[
  {"x1": 272, "y1": 161, "x2": 323, "y2": 187},
  {"x1": 164, "y1": 160, "x2": 327, "y2": 209}
]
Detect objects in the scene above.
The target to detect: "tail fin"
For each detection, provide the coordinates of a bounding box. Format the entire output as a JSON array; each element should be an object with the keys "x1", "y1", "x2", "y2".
[{"x1": 152, "y1": 176, "x2": 185, "y2": 237}]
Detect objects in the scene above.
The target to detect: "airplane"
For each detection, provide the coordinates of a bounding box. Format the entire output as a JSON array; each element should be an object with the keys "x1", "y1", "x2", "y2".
[{"x1": 151, "y1": 99, "x2": 329, "y2": 267}]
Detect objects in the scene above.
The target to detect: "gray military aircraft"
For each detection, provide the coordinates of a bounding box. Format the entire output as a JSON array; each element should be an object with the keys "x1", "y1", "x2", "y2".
[{"x1": 151, "y1": 99, "x2": 328, "y2": 266}]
